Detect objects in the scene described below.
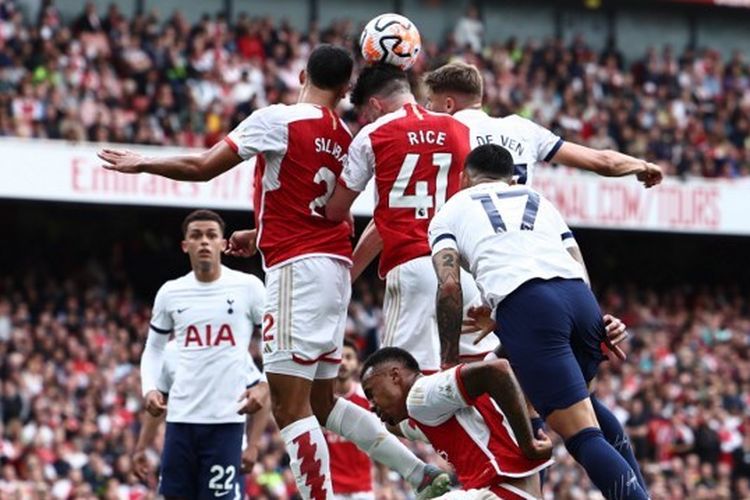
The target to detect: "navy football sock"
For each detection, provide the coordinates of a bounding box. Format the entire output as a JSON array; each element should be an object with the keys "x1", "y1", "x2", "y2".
[
  {"x1": 591, "y1": 395, "x2": 648, "y2": 493},
  {"x1": 530, "y1": 416, "x2": 547, "y2": 487},
  {"x1": 565, "y1": 427, "x2": 648, "y2": 500}
]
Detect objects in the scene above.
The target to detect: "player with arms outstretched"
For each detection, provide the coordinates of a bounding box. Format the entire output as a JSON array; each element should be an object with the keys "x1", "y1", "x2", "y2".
[
  {"x1": 362, "y1": 347, "x2": 553, "y2": 500},
  {"x1": 423, "y1": 61, "x2": 663, "y2": 188},
  {"x1": 100, "y1": 46, "x2": 449, "y2": 500},
  {"x1": 136, "y1": 210, "x2": 268, "y2": 499},
  {"x1": 326, "y1": 63, "x2": 498, "y2": 373},
  {"x1": 428, "y1": 144, "x2": 649, "y2": 499}
]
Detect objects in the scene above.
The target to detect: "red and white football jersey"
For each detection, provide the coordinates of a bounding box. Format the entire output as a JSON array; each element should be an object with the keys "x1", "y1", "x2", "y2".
[
  {"x1": 341, "y1": 103, "x2": 470, "y2": 276},
  {"x1": 324, "y1": 383, "x2": 373, "y2": 494},
  {"x1": 407, "y1": 366, "x2": 552, "y2": 491},
  {"x1": 225, "y1": 103, "x2": 353, "y2": 270}
]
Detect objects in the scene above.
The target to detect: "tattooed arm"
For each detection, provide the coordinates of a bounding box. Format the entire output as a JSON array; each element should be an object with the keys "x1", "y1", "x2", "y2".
[{"x1": 432, "y1": 248, "x2": 463, "y2": 368}]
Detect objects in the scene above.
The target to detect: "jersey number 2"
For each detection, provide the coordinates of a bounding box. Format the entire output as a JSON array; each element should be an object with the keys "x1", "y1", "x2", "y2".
[
  {"x1": 388, "y1": 153, "x2": 451, "y2": 219},
  {"x1": 471, "y1": 189, "x2": 541, "y2": 232},
  {"x1": 309, "y1": 167, "x2": 336, "y2": 217}
]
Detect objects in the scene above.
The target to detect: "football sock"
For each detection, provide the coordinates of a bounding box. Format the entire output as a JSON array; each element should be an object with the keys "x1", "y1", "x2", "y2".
[
  {"x1": 591, "y1": 395, "x2": 648, "y2": 493},
  {"x1": 565, "y1": 427, "x2": 648, "y2": 500},
  {"x1": 326, "y1": 397, "x2": 423, "y2": 488},
  {"x1": 280, "y1": 415, "x2": 333, "y2": 500}
]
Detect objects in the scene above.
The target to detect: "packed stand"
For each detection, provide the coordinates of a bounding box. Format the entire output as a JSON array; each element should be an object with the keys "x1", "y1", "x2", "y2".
[
  {"x1": 0, "y1": 1, "x2": 748, "y2": 178},
  {"x1": 0, "y1": 258, "x2": 749, "y2": 498}
]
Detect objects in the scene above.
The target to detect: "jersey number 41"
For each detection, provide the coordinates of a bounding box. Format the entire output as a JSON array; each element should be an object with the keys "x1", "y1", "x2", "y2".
[{"x1": 388, "y1": 153, "x2": 452, "y2": 219}]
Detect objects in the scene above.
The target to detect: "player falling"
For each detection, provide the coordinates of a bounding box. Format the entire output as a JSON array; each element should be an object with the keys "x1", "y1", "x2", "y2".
[
  {"x1": 99, "y1": 45, "x2": 449, "y2": 500},
  {"x1": 429, "y1": 144, "x2": 649, "y2": 499}
]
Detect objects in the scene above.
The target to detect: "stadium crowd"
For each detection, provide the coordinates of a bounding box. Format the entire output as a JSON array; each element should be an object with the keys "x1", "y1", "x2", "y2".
[
  {"x1": 1, "y1": 260, "x2": 750, "y2": 498},
  {"x1": 0, "y1": 1, "x2": 748, "y2": 178}
]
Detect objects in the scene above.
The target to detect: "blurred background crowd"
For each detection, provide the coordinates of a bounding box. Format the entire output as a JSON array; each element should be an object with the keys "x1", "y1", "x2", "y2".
[
  {"x1": 0, "y1": 0, "x2": 748, "y2": 178},
  {"x1": 2, "y1": 0, "x2": 750, "y2": 498},
  {"x1": 2, "y1": 255, "x2": 750, "y2": 499}
]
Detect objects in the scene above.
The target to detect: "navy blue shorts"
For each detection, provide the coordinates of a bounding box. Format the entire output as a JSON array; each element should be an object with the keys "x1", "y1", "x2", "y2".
[
  {"x1": 494, "y1": 278, "x2": 605, "y2": 419},
  {"x1": 160, "y1": 422, "x2": 244, "y2": 500}
]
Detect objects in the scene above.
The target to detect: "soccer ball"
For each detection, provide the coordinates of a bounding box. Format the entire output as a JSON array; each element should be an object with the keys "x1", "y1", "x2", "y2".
[{"x1": 360, "y1": 13, "x2": 421, "y2": 71}]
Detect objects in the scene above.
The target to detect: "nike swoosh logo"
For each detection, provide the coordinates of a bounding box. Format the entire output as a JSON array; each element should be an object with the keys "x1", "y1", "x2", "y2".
[
  {"x1": 214, "y1": 490, "x2": 231, "y2": 498},
  {"x1": 177, "y1": 308, "x2": 189, "y2": 313}
]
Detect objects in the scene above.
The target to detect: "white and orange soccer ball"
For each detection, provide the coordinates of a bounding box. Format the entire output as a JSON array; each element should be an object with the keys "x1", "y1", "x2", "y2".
[{"x1": 360, "y1": 13, "x2": 421, "y2": 71}]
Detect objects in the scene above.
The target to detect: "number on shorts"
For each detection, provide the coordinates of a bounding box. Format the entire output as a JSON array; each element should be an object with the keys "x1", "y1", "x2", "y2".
[
  {"x1": 208, "y1": 465, "x2": 236, "y2": 493},
  {"x1": 388, "y1": 153, "x2": 452, "y2": 219},
  {"x1": 472, "y1": 189, "x2": 541, "y2": 232}
]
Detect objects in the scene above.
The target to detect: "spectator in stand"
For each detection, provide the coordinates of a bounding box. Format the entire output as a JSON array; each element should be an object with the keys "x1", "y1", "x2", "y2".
[{"x1": 0, "y1": 3, "x2": 747, "y2": 176}]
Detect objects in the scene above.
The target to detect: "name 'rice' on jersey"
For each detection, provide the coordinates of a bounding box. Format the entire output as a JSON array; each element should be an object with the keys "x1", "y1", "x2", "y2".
[
  {"x1": 453, "y1": 109, "x2": 563, "y2": 186},
  {"x1": 428, "y1": 183, "x2": 585, "y2": 310},
  {"x1": 148, "y1": 266, "x2": 265, "y2": 424}
]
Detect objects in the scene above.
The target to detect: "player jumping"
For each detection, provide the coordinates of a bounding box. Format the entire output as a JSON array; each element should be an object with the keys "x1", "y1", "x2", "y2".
[
  {"x1": 100, "y1": 46, "x2": 450, "y2": 500},
  {"x1": 428, "y1": 144, "x2": 649, "y2": 499}
]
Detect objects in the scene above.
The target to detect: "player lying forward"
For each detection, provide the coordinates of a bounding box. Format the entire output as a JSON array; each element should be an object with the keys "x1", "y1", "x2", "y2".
[{"x1": 361, "y1": 347, "x2": 553, "y2": 500}]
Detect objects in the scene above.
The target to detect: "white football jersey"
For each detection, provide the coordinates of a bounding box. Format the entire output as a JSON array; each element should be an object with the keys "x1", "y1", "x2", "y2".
[
  {"x1": 428, "y1": 182, "x2": 584, "y2": 310},
  {"x1": 147, "y1": 266, "x2": 266, "y2": 424},
  {"x1": 155, "y1": 340, "x2": 265, "y2": 395},
  {"x1": 453, "y1": 109, "x2": 563, "y2": 186}
]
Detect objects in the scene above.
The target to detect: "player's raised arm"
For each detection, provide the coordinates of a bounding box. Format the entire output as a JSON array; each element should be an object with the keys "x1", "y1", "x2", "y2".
[
  {"x1": 551, "y1": 141, "x2": 663, "y2": 188},
  {"x1": 98, "y1": 139, "x2": 242, "y2": 182},
  {"x1": 459, "y1": 361, "x2": 552, "y2": 461}
]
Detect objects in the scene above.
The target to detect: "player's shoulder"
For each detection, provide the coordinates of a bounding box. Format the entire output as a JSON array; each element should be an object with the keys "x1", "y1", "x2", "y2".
[
  {"x1": 356, "y1": 107, "x2": 410, "y2": 138},
  {"x1": 251, "y1": 103, "x2": 325, "y2": 126},
  {"x1": 220, "y1": 266, "x2": 265, "y2": 288},
  {"x1": 156, "y1": 271, "x2": 194, "y2": 296},
  {"x1": 499, "y1": 113, "x2": 544, "y2": 132}
]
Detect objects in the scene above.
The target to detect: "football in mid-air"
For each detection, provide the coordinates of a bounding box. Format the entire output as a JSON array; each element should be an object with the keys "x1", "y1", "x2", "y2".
[{"x1": 360, "y1": 13, "x2": 421, "y2": 71}]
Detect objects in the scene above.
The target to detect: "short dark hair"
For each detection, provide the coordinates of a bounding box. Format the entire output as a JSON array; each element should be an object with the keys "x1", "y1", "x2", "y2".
[
  {"x1": 306, "y1": 44, "x2": 354, "y2": 91},
  {"x1": 361, "y1": 347, "x2": 420, "y2": 379},
  {"x1": 350, "y1": 63, "x2": 411, "y2": 107},
  {"x1": 423, "y1": 62, "x2": 483, "y2": 99},
  {"x1": 464, "y1": 144, "x2": 515, "y2": 179},
  {"x1": 181, "y1": 209, "x2": 226, "y2": 236},
  {"x1": 343, "y1": 337, "x2": 359, "y2": 356}
]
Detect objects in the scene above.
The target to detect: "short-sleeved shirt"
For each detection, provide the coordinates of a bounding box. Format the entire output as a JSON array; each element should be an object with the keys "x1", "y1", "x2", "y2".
[
  {"x1": 225, "y1": 103, "x2": 353, "y2": 270},
  {"x1": 428, "y1": 182, "x2": 583, "y2": 310},
  {"x1": 453, "y1": 109, "x2": 563, "y2": 186},
  {"x1": 407, "y1": 366, "x2": 552, "y2": 489},
  {"x1": 149, "y1": 266, "x2": 266, "y2": 423},
  {"x1": 341, "y1": 103, "x2": 471, "y2": 276}
]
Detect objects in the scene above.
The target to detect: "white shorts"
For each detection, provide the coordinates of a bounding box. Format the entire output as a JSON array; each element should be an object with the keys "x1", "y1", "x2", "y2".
[
  {"x1": 263, "y1": 257, "x2": 351, "y2": 381},
  {"x1": 382, "y1": 256, "x2": 500, "y2": 372},
  {"x1": 333, "y1": 493, "x2": 375, "y2": 500}
]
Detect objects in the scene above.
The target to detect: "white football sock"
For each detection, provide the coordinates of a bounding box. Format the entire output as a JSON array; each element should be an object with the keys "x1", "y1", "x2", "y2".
[
  {"x1": 325, "y1": 397, "x2": 425, "y2": 488},
  {"x1": 280, "y1": 415, "x2": 333, "y2": 500}
]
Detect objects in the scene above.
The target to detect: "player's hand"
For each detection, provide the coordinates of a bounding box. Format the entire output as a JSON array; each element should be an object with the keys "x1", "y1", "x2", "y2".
[
  {"x1": 132, "y1": 448, "x2": 151, "y2": 481},
  {"x1": 98, "y1": 148, "x2": 147, "y2": 174},
  {"x1": 521, "y1": 428, "x2": 553, "y2": 461},
  {"x1": 636, "y1": 161, "x2": 663, "y2": 188},
  {"x1": 237, "y1": 382, "x2": 268, "y2": 415},
  {"x1": 144, "y1": 390, "x2": 167, "y2": 417},
  {"x1": 225, "y1": 229, "x2": 258, "y2": 258},
  {"x1": 241, "y1": 445, "x2": 259, "y2": 474},
  {"x1": 462, "y1": 306, "x2": 496, "y2": 345},
  {"x1": 603, "y1": 314, "x2": 628, "y2": 361}
]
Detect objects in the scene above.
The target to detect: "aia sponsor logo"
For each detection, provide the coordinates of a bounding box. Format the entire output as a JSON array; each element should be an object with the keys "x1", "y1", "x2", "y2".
[{"x1": 184, "y1": 324, "x2": 236, "y2": 347}]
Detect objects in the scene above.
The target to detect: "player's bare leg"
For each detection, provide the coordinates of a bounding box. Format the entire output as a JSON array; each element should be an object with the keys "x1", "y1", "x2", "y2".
[
  {"x1": 545, "y1": 398, "x2": 648, "y2": 500},
  {"x1": 267, "y1": 373, "x2": 333, "y2": 500},
  {"x1": 311, "y1": 378, "x2": 451, "y2": 499}
]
